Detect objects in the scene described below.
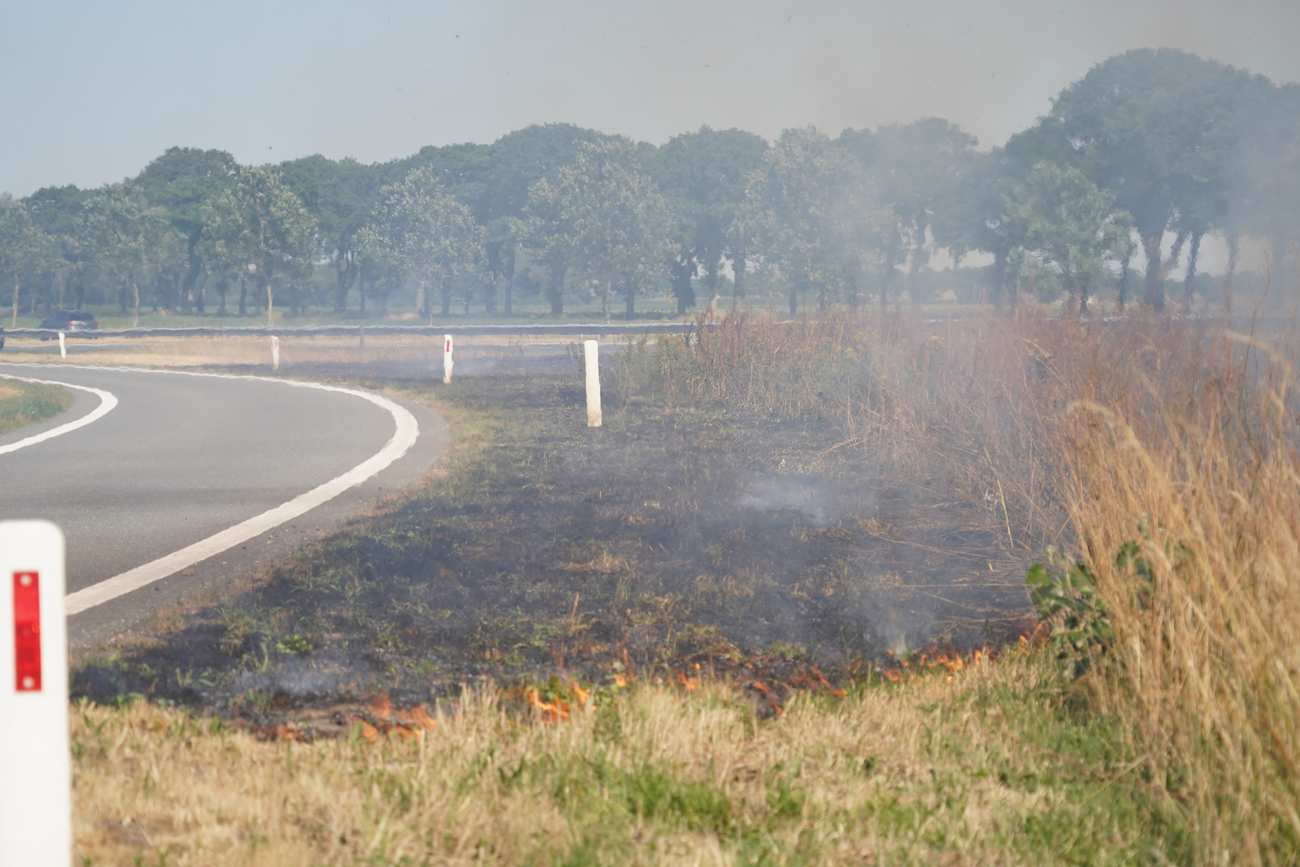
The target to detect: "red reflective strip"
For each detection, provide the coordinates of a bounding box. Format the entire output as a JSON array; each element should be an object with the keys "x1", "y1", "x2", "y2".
[
  {"x1": 13, "y1": 571, "x2": 41, "y2": 693},
  {"x1": 444, "y1": 338, "x2": 452, "y2": 353}
]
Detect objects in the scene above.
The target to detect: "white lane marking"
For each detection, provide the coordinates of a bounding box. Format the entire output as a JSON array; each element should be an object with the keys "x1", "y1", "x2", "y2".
[
  {"x1": 0, "y1": 363, "x2": 420, "y2": 616},
  {"x1": 0, "y1": 373, "x2": 118, "y2": 456}
]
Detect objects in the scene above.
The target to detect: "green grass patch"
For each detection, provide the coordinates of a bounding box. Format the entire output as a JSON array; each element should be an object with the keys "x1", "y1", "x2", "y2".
[{"x1": 0, "y1": 380, "x2": 73, "y2": 435}]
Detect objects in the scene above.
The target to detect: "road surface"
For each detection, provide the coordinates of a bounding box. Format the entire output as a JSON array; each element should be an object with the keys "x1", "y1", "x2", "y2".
[{"x1": 0, "y1": 363, "x2": 447, "y2": 648}]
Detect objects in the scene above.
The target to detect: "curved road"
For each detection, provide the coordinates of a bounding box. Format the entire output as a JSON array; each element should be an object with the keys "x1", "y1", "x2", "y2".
[{"x1": 0, "y1": 363, "x2": 447, "y2": 647}]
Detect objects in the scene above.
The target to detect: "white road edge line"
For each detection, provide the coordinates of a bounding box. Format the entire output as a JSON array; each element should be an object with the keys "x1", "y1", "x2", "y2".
[
  {"x1": 0, "y1": 363, "x2": 420, "y2": 616},
  {"x1": 0, "y1": 373, "x2": 118, "y2": 456}
]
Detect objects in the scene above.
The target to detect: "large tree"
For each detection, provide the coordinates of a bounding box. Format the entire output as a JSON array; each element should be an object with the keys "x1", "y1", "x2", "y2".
[
  {"x1": 81, "y1": 184, "x2": 169, "y2": 326},
  {"x1": 749, "y1": 128, "x2": 874, "y2": 315},
  {"x1": 655, "y1": 127, "x2": 769, "y2": 311},
  {"x1": 357, "y1": 167, "x2": 485, "y2": 319},
  {"x1": 843, "y1": 119, "x2": 977, "y2": 305},
  {"x1": 135, "y1": 148, "x2": 239, "y2": 313},
  {"x1": 24, "y1": 185, "x2": 93, "y2": 310},
  {"x1": 277, "y1": 155, "x2": 383, "y2": 314},
  {"x1": 1046, "y1": 49, "x2": 1256, "y2": 310},
  {"x1": 1230, "y1": 81, "x2": 1300, "y2": 308},
  {"x1": 201, "y1": 166, "x2": 318, "y2": 325},
  {"x1": 524, "y1": 140, "x2": 671, "y2": 320},
  {"x1": 1004, "y1": 162, "x2": 1130, "y2": 314},
  {"x1": 0, "y1": 195, "x2": 50, "y2": 327}
]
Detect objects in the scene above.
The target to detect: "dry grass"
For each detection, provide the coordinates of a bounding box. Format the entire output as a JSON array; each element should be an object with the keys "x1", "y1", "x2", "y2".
[
  {"x1": 624, "y1": 311, "x2": 1300, "y2": 863},
  {"x1": 1060, "y1": 329, "x2": 1300, "y2": 864},
  {"x1": 73, "y1": 649, "x2": 1173, "y2": 866}
]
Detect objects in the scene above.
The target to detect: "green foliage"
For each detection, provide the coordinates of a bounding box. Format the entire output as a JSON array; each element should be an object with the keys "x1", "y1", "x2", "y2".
[
  {"x1": 1004, "y1": 162, "x2": 1131, "y2": 310},
  {"x1": 0, "y1": 194, "x2": 51, "y2": 324},
  {"x1": 1026, "y1": 557, "x2": 1112, "y2": 678},
  {"x1": 524, "y1": 139, "x2": 672, "y2": 317},
  {"x1": 357, "y1": 166, "x2": 485, "y2": 317},
  {"x1": 199, "y1": 165, "x2": 318, "y2": 320},
  {"x1": 1028, "y1": 534, "x2": 1177, "y2": 677}
]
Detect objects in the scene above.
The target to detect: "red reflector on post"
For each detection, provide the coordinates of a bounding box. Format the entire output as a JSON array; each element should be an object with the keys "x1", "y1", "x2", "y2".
[{"x1": 12, "y1": 571, "x2": 41, "y2": 693}]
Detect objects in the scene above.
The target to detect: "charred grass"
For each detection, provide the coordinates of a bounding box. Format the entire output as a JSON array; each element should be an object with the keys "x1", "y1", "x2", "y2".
[{"x1": 74, "y1": 370, "x2": 1029, "y2": 726}]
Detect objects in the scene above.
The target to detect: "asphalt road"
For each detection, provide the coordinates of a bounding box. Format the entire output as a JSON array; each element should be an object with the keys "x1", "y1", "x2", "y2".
[{"x1": 0, "y1": 363, "x2": 447, "y2": 647}]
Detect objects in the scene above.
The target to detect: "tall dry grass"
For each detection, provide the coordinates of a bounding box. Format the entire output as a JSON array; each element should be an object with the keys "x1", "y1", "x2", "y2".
[
  {"x1": 1061, "y1": 328, "x2": 1300, "y2": 865},
  {"x1": 624, "y1": 311, "x2": 1300, "y2": 863}
]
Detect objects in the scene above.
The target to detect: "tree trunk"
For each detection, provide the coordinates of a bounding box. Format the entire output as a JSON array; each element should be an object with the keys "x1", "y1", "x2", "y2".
[
  {"x1": 504, "y1": 276, "x2": 513, "y2": 316},
  {"x1": 1183, "y1": 231, "x2": 1203, "y2": 313},
  {"x1": 131, "y1": 281, "x2": 141, "y2": 328},
  {"x1": 415, "y1": 284, "x2": 427, "y2": 319},
  {"x1": 624, "y1": 285, "x2": 635, "y2": 320},
  {"x1": 733, "y1": 251, "x2": 747, "y2": 299},
  {"x1": 991, "y1": 249, "x2": 1007, "y2": 309},
  {"x1": 1117, "y1": 245, "x2": 1135, "y2": 311},
  {"x1": 264, "y1": 277, "x2": 274, "y2": 327},
  {"x1": 195, "y1": 272, "x2": 207, "y2": 315},
  {"x1": 1078, "y1": 275, "x2": 1090, "y2": 316},
  {"x1": 334, "y1": 253, "x2": 353, "y2": 313},
  {"x1": 546, "y1": 261, "x2": 565, "y2": 315},
  {"x1": 787, "y1": 283, "x2": 799, "y2": 317},
  {"x1": 482, "y1": 279, "x2": 497, "y2": 315},
  {"x1": 238, "y1": 276, "x2": 248, "y2": 317},
  {"x1": 671, "y1": 252, "x2": 694, "y2": 314},
  {"x1": 1165, "y1": 229, "x2": 1188, "y2": 276},
  {"x1": 881, "y1": 224, "x2": 902, "y2": 308},
  {"x1": 1223, "y1": 233, "x2": 1239, "y2": 315},
  {"x1": 440, "y1": 284, "x2": 452, "y2": 318},
  {"x1": 10, "y1": 276, "x2": 18, "y2": 328},
  {"x1": 601, "y1": 281, "x2": 610, "y2": 321},
  {"x1": 908, "y1": 240, "x2": 929, "y2": 306},
  {"x1": 1141, "y1": 230, "x2": 1166, "y2": 310},
  {"x1": 216, "y1": 276, "x2": 229, "y2": 316},
  {"x1": 183, "y1": 234, "x2": 202, "y2": 313}
]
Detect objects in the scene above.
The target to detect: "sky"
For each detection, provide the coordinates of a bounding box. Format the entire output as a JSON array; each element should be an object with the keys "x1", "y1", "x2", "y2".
[{"x1": 3, "y1": 0, "x2": 1300, "y2": 197}]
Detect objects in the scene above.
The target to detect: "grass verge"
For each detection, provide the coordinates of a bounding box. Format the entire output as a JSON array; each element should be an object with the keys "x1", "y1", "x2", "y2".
[
  {"x1": 0, "y1": 380, "x2": 73, "y2": 435},
  {"x1": 73, "y1": 649, "x2": 1184, "y2": 866}
]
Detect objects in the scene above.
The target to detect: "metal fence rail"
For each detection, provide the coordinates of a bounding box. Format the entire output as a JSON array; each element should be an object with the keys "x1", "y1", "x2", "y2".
[{"x1": 1, "y1": 322, "x2": 702, "y2": 340}]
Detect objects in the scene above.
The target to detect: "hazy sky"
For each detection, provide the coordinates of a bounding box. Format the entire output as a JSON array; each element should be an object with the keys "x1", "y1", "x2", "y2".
[{"x1": 4, "y1": 0, "x2": 1300, "y2": 196}]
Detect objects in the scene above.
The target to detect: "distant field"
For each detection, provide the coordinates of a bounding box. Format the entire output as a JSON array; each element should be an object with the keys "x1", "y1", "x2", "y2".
[{"x1": 0, "y1": 380, "x2": 72, "y2": 435}]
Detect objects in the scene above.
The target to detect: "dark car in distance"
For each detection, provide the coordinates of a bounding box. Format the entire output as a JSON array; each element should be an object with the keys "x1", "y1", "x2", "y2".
[{"x1": 39, "y1": 310, "x2": 100, "y2": 337}]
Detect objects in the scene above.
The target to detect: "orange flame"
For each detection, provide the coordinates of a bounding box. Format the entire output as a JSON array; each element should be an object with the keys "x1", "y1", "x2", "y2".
[{"x1": 526, "y1": 687, "x2": 571, "y2": 723}]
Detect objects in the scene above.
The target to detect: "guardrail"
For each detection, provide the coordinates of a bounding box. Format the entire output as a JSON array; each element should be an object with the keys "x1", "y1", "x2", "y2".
[
  {"x1": 1, "y1": 313, "x2": 1292, "y2": 341},
  {"x1": 1, "y1": 322, "x2": 702, "y2": 340}
]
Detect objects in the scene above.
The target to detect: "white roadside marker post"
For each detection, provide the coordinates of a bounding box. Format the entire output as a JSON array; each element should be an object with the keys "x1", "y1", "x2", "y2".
[
  {"x1": 271, "y1": 335, "x2": 281, "y2": 371},
  {"x1": 57, "y1": 331, "x2": 66, "y2": 360},
  {"x1": 584, "y1": 339, "x2": 602, "y2": 428},
  {"x1": 443, "y1": 334, "x2": 454, "y2": 384},
  {"x1": 0, "y1": 521, "x2": 71, "y2": 867}
]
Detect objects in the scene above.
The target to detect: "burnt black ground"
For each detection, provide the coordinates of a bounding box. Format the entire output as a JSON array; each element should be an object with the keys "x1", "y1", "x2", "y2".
[{"x1": 73, "y1": 373, "x2": 1030, "y2": 721}]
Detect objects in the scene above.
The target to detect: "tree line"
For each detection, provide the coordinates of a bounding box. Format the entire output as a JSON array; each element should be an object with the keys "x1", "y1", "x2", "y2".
[{"x1": 2, "y1": 48, "x2": 1298, "y2": 326}]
